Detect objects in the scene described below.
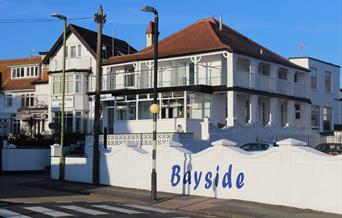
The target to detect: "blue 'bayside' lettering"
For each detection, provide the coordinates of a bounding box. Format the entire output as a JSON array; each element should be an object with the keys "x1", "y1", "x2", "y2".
[
  {"x1": 194, "y1": 171, "x2": 202, "y2": 190},
  {"x1": 170, "y1": 164, "x2": 245, "y2": 190},
  {"x1": 204, "y1": 172, "x2": 213, "y2": 189},
  {"x1": 171, "y1": 164, "x2": 180, "y2": 186}
]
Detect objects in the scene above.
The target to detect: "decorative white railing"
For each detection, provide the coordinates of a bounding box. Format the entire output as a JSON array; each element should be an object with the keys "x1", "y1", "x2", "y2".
[{"x1": 86, "y1": 132, "x2": 193, "y2": 147}]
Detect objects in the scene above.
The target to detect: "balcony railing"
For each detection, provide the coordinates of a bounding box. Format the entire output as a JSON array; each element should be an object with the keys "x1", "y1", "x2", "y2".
[
  {"x1": 277, "y1": 79, "x2": 291, "y2": 95},
  {"x1": 88, "y1": 66, "x2": 222, "y2": 92},
  {"x1": 257, "y1": 74, "x2": 273, "y2": 92},
  {"x1": 234, "y1": 72, "x2": 307, "y2": 98},
  {"x1": 235, "y1": 71, "x2": 252, "y2": 88},
  {"x1": 294, "y1": 82, "x2": 307, "y2": 98}
]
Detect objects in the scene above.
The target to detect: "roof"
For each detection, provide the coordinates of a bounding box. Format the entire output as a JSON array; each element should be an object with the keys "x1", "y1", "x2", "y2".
[
  {"x1": 104, "y1": 18, "x2": 309, "y2": 72},
  {"x1": 31, "y1": 71, "x2": 49, "y2": 85},
  {"x1": 0, "y1": 56, "x2": 42, "y2": 91},
  {"x1": 43, "y1": 24, "x2": 137, "y2": 64},
  {"x1": 289, "y1": 56, "x2": 341, "y2": 68}
]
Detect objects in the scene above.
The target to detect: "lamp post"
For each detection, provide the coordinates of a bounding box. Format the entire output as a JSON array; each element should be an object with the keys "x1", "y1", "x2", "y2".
[
  {"x1": 142, "y1": 5, "x2": 159, "y2": 201},
  {"x1": 51, "y1": 13, "x2": 67, "y2": 181}
]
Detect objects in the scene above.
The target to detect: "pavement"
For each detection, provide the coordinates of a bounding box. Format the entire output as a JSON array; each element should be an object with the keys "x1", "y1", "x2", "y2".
[{"x1": 0, "y1": 171, "x2": 340, "y2": 218}]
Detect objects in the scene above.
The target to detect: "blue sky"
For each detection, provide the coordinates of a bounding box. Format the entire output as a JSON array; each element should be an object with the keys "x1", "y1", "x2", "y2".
[{"x1": 0, "y1": 0, "x2": 341, "y2": 67}]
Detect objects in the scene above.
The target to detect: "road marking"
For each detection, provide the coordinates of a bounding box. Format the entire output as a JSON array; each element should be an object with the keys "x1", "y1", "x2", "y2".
[
  {"x1": 92, "y1": 204, "x2": 144, "y2": 215},
  {"x1": 0, "y1": 209, "x2": 31, "y2": 218},
  {"x1": 125, "y1": 204, "x2": 173, "y2": 213},
  {"x1": 59, "y1": 205, "x2": 108, "y2": 216},
  {"x1": 24, "y1": 206, "x2": 73, "y2": 217}
]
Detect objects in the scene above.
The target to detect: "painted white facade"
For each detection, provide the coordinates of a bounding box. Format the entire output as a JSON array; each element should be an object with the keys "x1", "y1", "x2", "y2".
[
  {"x1": 290, "y1": 57, "x2": 340, "y2": 133},
  {"x1": 99, "y1": 51, "x2": 312, "y2": 144},
  {"x1": 50, "y1": 138, "x2": 342, "y2": 215},
  {"x1": 48, "y1": 33, "x2": 96, "y2": 134}
]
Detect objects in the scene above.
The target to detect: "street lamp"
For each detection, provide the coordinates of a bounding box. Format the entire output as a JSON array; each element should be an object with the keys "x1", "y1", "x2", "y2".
[
  {"x1": 51, "y1": 12, "x2": 67, "y2": 181},
  {"x1": 142, "y1": 5, "x2": 159, "y2": 201}
]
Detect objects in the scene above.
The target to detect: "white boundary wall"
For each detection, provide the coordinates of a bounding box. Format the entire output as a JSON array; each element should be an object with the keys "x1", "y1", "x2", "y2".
[
  {"x1": 50, "y1": 138, "x2": 342, "y2": 215},
  {"x1": 2, "y1": 148, "x2": 50, "y2": 171}
]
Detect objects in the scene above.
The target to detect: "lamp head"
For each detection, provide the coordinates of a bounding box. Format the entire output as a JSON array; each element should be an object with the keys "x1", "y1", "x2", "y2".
[
  {"x1": 51, "y1": 13, "x2": 66, "y2": 20},
  {"x1": 141, "y1": 6, "x2": 158, "y2": 15}
]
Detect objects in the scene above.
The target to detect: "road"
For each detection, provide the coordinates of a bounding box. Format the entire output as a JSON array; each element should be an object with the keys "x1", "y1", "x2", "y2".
[
  {"x1": 0, "y1": 172, "x2": 206, "y2": 218},
  {"x1": 0, "y1": 172, "x2": 339, "y2": 218}
]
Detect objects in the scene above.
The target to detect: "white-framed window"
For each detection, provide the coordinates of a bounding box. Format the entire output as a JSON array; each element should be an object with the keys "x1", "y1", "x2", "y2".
[
  {"x1": 74, "y1": 111, "x2": 83, "y2": 132},
  {"x1": 75, "y1": 74, "x2": 82, "y2": 93},
  {"x1": 66, "y1": 74, "x2": 73, "y2": 94},
  {"x1": 278, "y1": 67, "x2": 288, "y2": 80},
  {"x1": 77, "y1": 44, "x2": 81, "y2": 57},
  {"x1": 70, "y1": 46, "x2": 76, "y2": 58},
  {"x1": 53, "y1": 75, "x2": 62, "y2": 94},
  {"x1": 11, "y1": 68, "x2": 17, "y2": 78},
  {"x1": 295, "y1": 104, "x2": 300, "y2": 120},
  {"x1": 323, "y1": 107, "x2": 332, "y2": 131},
  {"x1": 258, "y1": 63, "x2": 270, "y2": 76},
  {"x1": 5, "y1": 94, "x2": 12, "y2": 108},
  {"x1": 10, "y1": 65, "x2": 39, "y2": 79},
  {"x1": 124, "y1": 65, "x2": 135, "y2": 87},
  {"x1": 324, "y1": 71, "x2": 332, "y2": 93},
  {"x1": 311, "y1": 105, "x2": 320, "y2": 129},
  {"x1": 310, "y1": 68, "x2": 318, "y2": 90},
  {"x1": 21, "y1": 94, "x2": 34, "y2": 108}
]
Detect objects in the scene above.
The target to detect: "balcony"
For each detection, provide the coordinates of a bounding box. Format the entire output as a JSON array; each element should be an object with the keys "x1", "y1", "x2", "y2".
[
  {"x1": 50, "y1": 57, "x2": 92, "y2": 71},
  {"x1": 294, "y1": 82, "x2": 307, "y2": 98},
  {"x1": 234, "y1": 72, "x2": 308, "y2": 98},
  {"x1": 277, "y1": 79, "x2": 291, "y2": 95},
  {"x1": 235, "y1": 71, "x2": 252, "y2": 88},
  {"x1": 90, "y1": 65, "x2": 223, "y2": 92},
  {"x1": 256, "y1": 74, "x2": 273, "y2": 92}
]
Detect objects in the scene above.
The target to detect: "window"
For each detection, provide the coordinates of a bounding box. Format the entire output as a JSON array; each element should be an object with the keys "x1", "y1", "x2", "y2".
[
  {"x1": 11, "y1": 66, "x2": 39, "y2": 79},
  {"x1": 323, "y1": 107, "x2": 332, "y2": 131},
  {"x1": 324, "y1": 71, "x2": 332, "y2": 93},
  {"x1": 53, "y1": 75, "x2": 62, "y2": 94},
  {"x1": 310, "y1": 68, "x2": 318, "y2": 90},
  {"x1": 278, "y1": 68, "x2": 287, "y2": 80},
  {"x1": 295, "y1": 104, "x2": 300, "y2": 120},
  {"x1": 77, "y1": 45, "x2": 81, "y2": 57},
  {"x1": 12, "y1": 68, "x2": 16, "y2": 78},
  {"x1": 311, "y1": 105, "x2": 320, "y2": 129},
  {"x1": 5, "y1": 94, "x2": 12, "y2": 108},
  {"x1": 53, "y1": 112, "x2": 74, "y2": 133},
  {"x1": 70, "y1": 46, "x2": 76, "y2": 58},
  {"x1": 124, "y1": 65, "x2": 135, "y2": 87},
  {"x1": 75, "y1": 112, "x2": 82, "y2": 132},
  {"x1": 22, "y1": 94, "x2": 34, "y2": 108},
  {"x1": 258, "y1": 63, "x2": 270, "y2": 76},
  {"x1": 75, "y1": 75, "x2": 82, "y2": 93},
  {"x1": 66, "y1": 74, "x2": 73, "y2": 94}
]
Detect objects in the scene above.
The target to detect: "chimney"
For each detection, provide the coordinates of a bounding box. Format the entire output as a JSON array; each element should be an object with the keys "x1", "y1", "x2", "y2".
[
  {"x1": 145, "y1": 21, "x2": 154, "y2": 47},
  {"x1": 219, "y1": 16, "x2": 222, "y2": 31}
]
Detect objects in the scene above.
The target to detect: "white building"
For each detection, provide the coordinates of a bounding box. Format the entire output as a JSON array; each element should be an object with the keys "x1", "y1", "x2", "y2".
[
  {"x1": 93, "y1": 18, "x2": 320, "y2": 144},
  {"x1": 289, "y1": 57, "x2": 341, "y2": 133},
  {"x1": 0, "y1": 56, "x2": 49, "y2": 138},
  {"x1": 43, "y1": 24, "x2": 136, "y2": 135}
]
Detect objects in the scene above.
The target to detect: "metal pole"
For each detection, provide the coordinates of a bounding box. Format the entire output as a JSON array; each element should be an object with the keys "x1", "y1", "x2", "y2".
[
  {"x1": 93, "y1": 5, "x2": 106, "y2": 185},
  {"x1": 151, "y1": 13, "x2": 159, "y2": 201},
  {"x1": 59, "y1": 17, "x2": 67, "y2": 181}
]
